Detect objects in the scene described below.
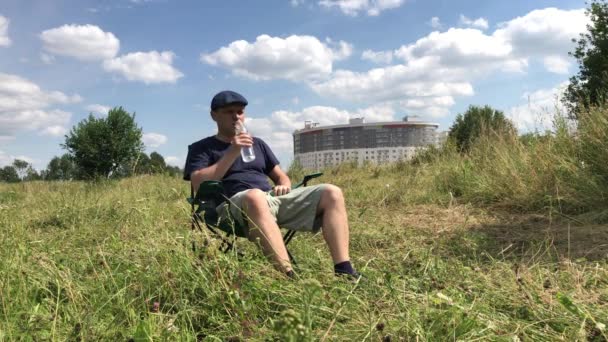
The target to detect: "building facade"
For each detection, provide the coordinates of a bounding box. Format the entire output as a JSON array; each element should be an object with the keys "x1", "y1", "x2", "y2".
[{"x1": 293, "y1": 117, "x2": 440, "y2": 170}]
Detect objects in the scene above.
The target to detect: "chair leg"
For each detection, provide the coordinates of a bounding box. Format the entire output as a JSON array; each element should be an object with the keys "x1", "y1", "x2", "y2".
[
  {"x1": 287, "y1": 248, "x2": 297, "y2": 267},
  {"x1": 283, "y1": 230, "x2": 298, "y2": 267},
  {"x1": 283, "y1": 230, "x2": 296, "y2": 245}
]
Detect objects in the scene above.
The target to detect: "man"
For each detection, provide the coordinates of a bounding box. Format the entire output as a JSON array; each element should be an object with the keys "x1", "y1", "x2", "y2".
[{"x1": 184, "y1": 90, "x2": 359, "y2": 279}]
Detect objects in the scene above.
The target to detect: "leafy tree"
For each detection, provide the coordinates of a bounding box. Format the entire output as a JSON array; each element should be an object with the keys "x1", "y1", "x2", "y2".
[
  {"x1": 564, "y1": 0, "x2": 608, "y2": 119},
  {"x1": 12, "y1": 159, "x2": 29, "y2": 179},
  {"x1": 0, "y1": 166, "x2": 20, "y2": 183},
  {"x1": 133, "y1": 152, "x2": 152, "y2": 175},
  {"x1": 449, "y1": 105, "x2": 515, "y2": 152},
  {"x1": 45, "y1": 154, "x2": 77, "y2": 180},
  {"x1": 63, "y1": 107, "x2": 144, "y2": 179},
  {"x1": 165, "y1": 165, "x2": 183, "y2": 177},
  {"x1": 150, "y1": 152, "x2": 166, "y2": 173},
  {"x1": 24, "y1": 167, "x2": 42, "y2": 181}
]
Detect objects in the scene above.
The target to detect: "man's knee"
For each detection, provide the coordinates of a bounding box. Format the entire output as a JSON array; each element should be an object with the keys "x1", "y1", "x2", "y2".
[
  {"x1": 242, "y1": 189, "x2": 268, "y2": 212},
  {"x1": 321, "y1": 184, "x2": 344, "y2": 205}
]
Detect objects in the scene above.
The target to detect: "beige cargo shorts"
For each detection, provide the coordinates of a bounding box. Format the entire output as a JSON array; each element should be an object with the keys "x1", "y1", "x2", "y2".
[{"x1": 216, "y1": 184, "x2": 326, "y2": 237}]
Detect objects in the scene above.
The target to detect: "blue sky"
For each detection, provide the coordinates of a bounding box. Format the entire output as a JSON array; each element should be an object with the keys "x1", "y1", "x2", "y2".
[{"x1": 0, "y1": 0, "x2": 587, "y2": 170}]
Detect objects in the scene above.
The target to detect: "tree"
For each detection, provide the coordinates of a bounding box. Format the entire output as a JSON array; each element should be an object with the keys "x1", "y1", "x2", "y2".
[
  {"x1": 449, "y1": 105, "x2": 515, "y2": 152},
  {"x1": 0, "y1": 166, "x2": 20, "y2": 183},
  {"x1": 63, "y1": 107, "x2": 144, "y2": 179},
  {"x1": 132, "y1": 152, "x2": 152, "y2": 175},
  {"x1": 563, "y1": 0, "x2": 608, "y2": 119},
  {"x1": 149, "y1": 152, "x2": 166, "y2": 173},
  {"x1": 12, "y1": 159, "x2": 29, "y2": 179},
  {"x1": 45, "y1": 154, "x2": 77, "y2": 180}
]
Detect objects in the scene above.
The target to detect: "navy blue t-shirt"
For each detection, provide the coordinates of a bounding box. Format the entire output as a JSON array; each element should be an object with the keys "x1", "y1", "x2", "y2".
[{"x1": 183, "y1": 136, "x2": 280, "y2": 200}]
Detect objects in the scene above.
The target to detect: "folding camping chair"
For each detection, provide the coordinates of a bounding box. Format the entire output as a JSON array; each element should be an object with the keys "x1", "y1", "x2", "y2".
[{"x1": 187, "y1": 172, "x2": 323, "y2": 265}]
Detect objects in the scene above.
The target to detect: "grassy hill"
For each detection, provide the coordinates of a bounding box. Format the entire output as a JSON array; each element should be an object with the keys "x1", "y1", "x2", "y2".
[
  {"x1": 1, "y1": 164, "x2": 607, "y2": 340},
  {"x1": 2, "y1": 106, "x2": 608, "y2": 340}
]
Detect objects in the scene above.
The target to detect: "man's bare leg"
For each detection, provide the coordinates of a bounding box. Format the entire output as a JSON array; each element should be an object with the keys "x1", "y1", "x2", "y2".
[
  {"x1": 242, "y1": 189, "x2": 292, "y2": 273},
  {"x1": 316, "y1": 185, "x2": 350, "y2": 264}
]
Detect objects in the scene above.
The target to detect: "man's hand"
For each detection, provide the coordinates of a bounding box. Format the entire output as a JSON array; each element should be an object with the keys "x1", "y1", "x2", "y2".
[
  {"x1": 232, "y1": 132, "x2": 253, "y2": 149},
  {"x1": 273, "y1": 185, "x2": 291, "y2": 196}
]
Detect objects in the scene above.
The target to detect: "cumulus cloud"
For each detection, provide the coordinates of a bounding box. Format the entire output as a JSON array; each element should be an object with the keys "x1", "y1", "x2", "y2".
[
  {"x1": 309, "y1": 7, "x2": 587, "y2": 117},
  {"x1": 361, "y1": 49, "x2": 393, "y2": 64},
  {"x1": 494, "y1": 8, "x2": 587, "y2": 64},
  {"x1": 0, "y1": 15, "x2": 11, "y2": 47},
  {"x1": 0, "y1": 73, "x2": 80, "y2": 139},
  {"x1": 0, "y1": 150, "x2": 36, "y2": 167},
  {"x1": 85, "y1": 104, "x2": 111, "y2": 116},
  {"x1": 103, "y1": 51, "x2": 183, "y2": 84},
  {"x1": 201, "y1": 34, "x2": 352, "y2": 81},
  {"x1": 459, "y1": 15, "x2": 489, "y2": 30},
  {"x1": 40, "y1": 24, "x2": 120, "y2": 61},
  {"x1": 507, "y1": 82, "x2": 568, "y2": 132},
  {"x1": 310, "y1": 63, "x2": 474, "y2": 118},
  {"x1": 543, "y1": 55, "x2": 570, "y2": 74},
  {"x1": 319, "y1": 0, "x2": 405, "y2": 16},
  {"x1": 429, "y1": 16, "x2": 442, "y2": 29},
  {"x1": 142, "y1": 132, "x2": 168, "y2": 148},
  {"x1": 164, "y1": 156, "x2": 182, "y2": 167},
  {"x1": 40, "y1": 53, "x2": 55, "y2": 64}
]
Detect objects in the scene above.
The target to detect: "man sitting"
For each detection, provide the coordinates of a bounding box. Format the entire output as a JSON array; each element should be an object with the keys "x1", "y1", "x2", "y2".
[{"x1": 184, "y1": 90, "x2": 359, "y2": 279}]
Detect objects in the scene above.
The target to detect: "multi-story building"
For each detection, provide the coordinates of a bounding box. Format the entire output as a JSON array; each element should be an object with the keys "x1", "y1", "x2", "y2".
[{"x1": 293, "y1": 116, "x2": 440, "y2": 170}]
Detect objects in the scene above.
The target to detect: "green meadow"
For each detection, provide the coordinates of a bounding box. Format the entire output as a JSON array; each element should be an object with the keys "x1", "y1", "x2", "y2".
[{"x1": 2, "y1": 107, "x2": 608, "y2": 340}]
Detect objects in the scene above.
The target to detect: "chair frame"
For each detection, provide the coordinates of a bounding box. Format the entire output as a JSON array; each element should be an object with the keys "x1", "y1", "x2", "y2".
[{"x1": 188, "y1": 173, "x2": 323, "y2": 265}]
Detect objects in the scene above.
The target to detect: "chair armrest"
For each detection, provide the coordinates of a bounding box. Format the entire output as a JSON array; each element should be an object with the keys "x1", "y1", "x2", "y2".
[{"x1": 293, "y1": 172, "x2": 323, "y2": 189}]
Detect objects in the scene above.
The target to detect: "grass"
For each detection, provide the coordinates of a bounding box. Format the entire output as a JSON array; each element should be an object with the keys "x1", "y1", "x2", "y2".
[
  {"x1": 0, "y1": 171, "x2": 607, "y2": 340},
  {"x1": 2, "y1": 105, "x2": 608, "y2": 340}
]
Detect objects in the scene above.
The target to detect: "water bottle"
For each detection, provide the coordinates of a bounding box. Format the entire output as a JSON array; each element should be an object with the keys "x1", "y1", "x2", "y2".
[{"x1": 235, "y1": 121, "x2": 256, "y2": 163}]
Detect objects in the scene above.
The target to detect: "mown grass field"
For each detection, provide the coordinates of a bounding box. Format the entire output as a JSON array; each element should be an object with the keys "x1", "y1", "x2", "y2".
[{"x1": 1, "y1": 166, "x2": 607, "y2": 340}]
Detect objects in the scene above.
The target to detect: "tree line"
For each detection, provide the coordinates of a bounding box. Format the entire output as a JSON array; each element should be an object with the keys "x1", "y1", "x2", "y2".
[{"x1": 0, "y1": 107, "x2": 181, "y2": 182}]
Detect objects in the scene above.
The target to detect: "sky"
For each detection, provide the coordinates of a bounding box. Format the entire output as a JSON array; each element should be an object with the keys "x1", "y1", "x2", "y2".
[{"x1": 0, "y1": 0, "x2": 588, "y2": 170}]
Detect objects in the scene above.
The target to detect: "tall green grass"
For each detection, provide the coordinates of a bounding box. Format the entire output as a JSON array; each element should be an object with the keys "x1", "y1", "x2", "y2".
[
  {"x1": 1, "y1": 106, "x2": 607, "y2": 340},
  {"x1": 1, "y1": 176, "x2": 607, "y2": 340},
  {"x1": 350, "y1": 105, "x2": 608, "y2": 220}
]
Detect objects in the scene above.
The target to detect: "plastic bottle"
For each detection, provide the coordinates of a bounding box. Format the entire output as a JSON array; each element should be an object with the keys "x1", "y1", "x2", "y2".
[{"x1": 235, "y1": 121, "x2": 256, "y2": 163}]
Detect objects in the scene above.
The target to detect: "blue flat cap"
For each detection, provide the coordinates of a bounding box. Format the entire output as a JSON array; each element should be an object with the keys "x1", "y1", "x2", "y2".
[{"x1": 210, "y1": 90, "x2": 248, "y2": 111}]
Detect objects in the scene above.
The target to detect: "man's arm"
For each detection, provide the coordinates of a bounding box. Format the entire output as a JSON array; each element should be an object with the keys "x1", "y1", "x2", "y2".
[
  {"x1": 190, "y1": 146, "x2": 240, "y2": 192},
  {"x1": 190, "y1": 133, "x2": 253, "y2": 192},
  {"x1": 268, "y1": 165, "x2": 292, "y2": 196}
]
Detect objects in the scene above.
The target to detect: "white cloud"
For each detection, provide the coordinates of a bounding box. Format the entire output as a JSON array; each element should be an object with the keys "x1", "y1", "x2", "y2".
[
  {"x1": 40, "y1": 24, "x2": 120, "y2": 61},
  {"x1": 0, "y1": 73, "x2": 80, "y2": 139},
  {"x1": 0, "y1": 15, "x2": 11, "y2": 47},
  {"x1": 507, "y1": 82, "x2": 568, "y2": 132},
  {"x1": 310, "y1": 64, "x2": 474, "y2": 116},
  {"x1": 459, "y1": 15, "x2": 489, "y2": 30},
  {"x1": 361, "y1": 49, "x2": 393, "y2": 64},
  {"x1": 0, "y1": 150, "x2": 36, "y2": 167},
  {"x1": 142, "y1": 132, "x2": 168, "y2": 148},
  {"x1": 543, "y1": 55, "x2": 570, "y2": 74},
  {"x1": 103, "y1": 51, "x2": 183, "y2": 84},
  {"x1": 0, "y1": 109, "x2": 72, "y2": 139},
  {"x1": 40, "y1": 53, "x2": 55, "y2": 64},
  {"x1": 494, "y1": 8, "x2": 588, "y2": 72},
  {"x1": 318, "y1": 0, "x2": 405, "y2": 16},
  {"x1": 40, "y1": 125, "x2": 68, "y2": 137},
  {"x1": 429, "y1": 16, "x2": 442, "y2": 29},
  {"x1": 310, "y1": 7, "x2": 588, "y2": 117},
  {"x1": 85, "y1": 104, "x2": 111, "y2": 116},
  {"x1": 165, "y1": 156, "x2": 182, "y2": 167},
  {"x1": 201, "y1": 34, "x2": 352, "y2": 81},
  {"x1": 394, "y1": 28, "x2": 523, "y2": 71}
]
